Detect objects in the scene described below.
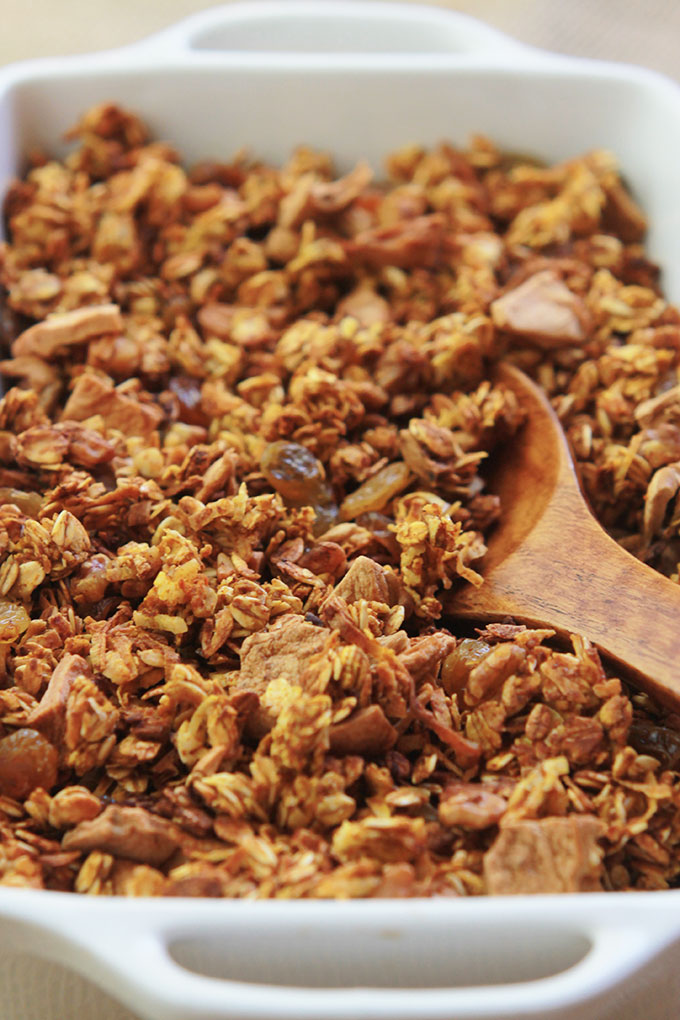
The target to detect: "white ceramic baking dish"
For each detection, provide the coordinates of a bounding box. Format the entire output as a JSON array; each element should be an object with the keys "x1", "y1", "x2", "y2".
[{"x1": 2, "y1": 4, "x2": 680, "y2": 1019}]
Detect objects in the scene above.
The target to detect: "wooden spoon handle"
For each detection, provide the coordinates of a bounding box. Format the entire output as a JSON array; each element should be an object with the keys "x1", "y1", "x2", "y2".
[{"x1": 454, "y1": 492, "x2": 680, "y2": 711}]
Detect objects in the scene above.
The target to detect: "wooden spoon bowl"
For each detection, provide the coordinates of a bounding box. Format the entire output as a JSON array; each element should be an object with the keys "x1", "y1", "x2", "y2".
[{"x1": 451, "y1": 362, "x2": 680, "y2": 712}]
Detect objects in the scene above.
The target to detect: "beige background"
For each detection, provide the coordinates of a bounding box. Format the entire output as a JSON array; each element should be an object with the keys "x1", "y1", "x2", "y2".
[{"x1": 0, "y1": 1, "x2": 678, "y2": 1019}]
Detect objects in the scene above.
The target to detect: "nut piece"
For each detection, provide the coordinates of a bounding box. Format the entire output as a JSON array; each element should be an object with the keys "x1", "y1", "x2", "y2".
[
  {"x1": 12, "y1": 304, "x2": 123, "y2": 358},
  {"x1": 63, "y1": 805, "x2": 180, "y2": 865},
  {"x1": 332, "y1": 555, "x2": 401, "y2": 606},
  {"x1": 439, "y1": 782, "x2": 506, "y2": 830},
  {"x1": 490, "y1": 270, "x2": 590, "y2": 348},
  {"x1": 399, "y1": 632, "x2": 456, "y2": 680},
  {"x1": 483, "y1": 816, "x2": 603, "y2": 894},
  {"x1": 237, "y1": 620, "x2": 329, "y2": 698},
  {"x1": 329, "y1": 704, "x2": 397, "y2": 756},
  {"x1": 63, "y1": 373, "x2": 163, "y2": 437},
  {"x1": 28, "y1": 654, "x2": 93, "y2": 743}
]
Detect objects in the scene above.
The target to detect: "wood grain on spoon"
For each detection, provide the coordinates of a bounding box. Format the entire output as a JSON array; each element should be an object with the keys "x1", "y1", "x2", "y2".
[{"x1": 452, "y1": 362, "x2": 680, "y2": 712}]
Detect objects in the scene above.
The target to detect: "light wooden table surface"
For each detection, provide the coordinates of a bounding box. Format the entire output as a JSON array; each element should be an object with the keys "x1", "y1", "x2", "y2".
[{"x1": 0, "y1": 1, "x2": 678, "y2": 1019}]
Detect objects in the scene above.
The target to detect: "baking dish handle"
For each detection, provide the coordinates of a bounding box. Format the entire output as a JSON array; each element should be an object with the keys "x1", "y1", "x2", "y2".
[
  {"x1": 125, "y1": 0, "x2": 532, "y2": 62},
  {"x1": 17, "y1": 900, "x2": 680, "y2": 1020}
]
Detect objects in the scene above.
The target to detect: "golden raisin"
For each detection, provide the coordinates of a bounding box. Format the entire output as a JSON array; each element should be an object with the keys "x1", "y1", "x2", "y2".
[
  {"x1": 261, "y1": 440, "x2": 338, "y2": 534},
  {"x1": 0, "y1": 728, "x2": 58, "y2": 799},
  {"x1": 0, "y1": 600, "x2": 31, "y2": 642},
  {"x1": 168, "y1": 375, "x2": 208, "y2": 426},
  {"x1": 261, "y1": 441, "x2": 325, "y2": 503},
  {"x1": 339, "y1": 461, "x2": 411, "y2": 521},
  {"x1": 441, "y1": 639, "x2": 492, "y2": 695},
  {"x1": 0, "y1": 488, "x2": 43, "y2": 517}
]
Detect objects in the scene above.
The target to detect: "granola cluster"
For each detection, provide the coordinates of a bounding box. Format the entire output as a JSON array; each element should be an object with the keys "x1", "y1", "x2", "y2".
[{"x1": 1, "y1": 104, "x2": 680, "y2": 897}]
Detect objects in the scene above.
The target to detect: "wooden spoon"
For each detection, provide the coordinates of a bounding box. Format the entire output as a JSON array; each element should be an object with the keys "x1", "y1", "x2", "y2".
[{"x1": 451, "y1": 361, "x2": 680, "y2": 712}]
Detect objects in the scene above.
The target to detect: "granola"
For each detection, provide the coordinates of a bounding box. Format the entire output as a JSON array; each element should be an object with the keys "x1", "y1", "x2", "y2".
[{"x1": 0, "y1": 103, "x2": 679, "y2": 897}]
